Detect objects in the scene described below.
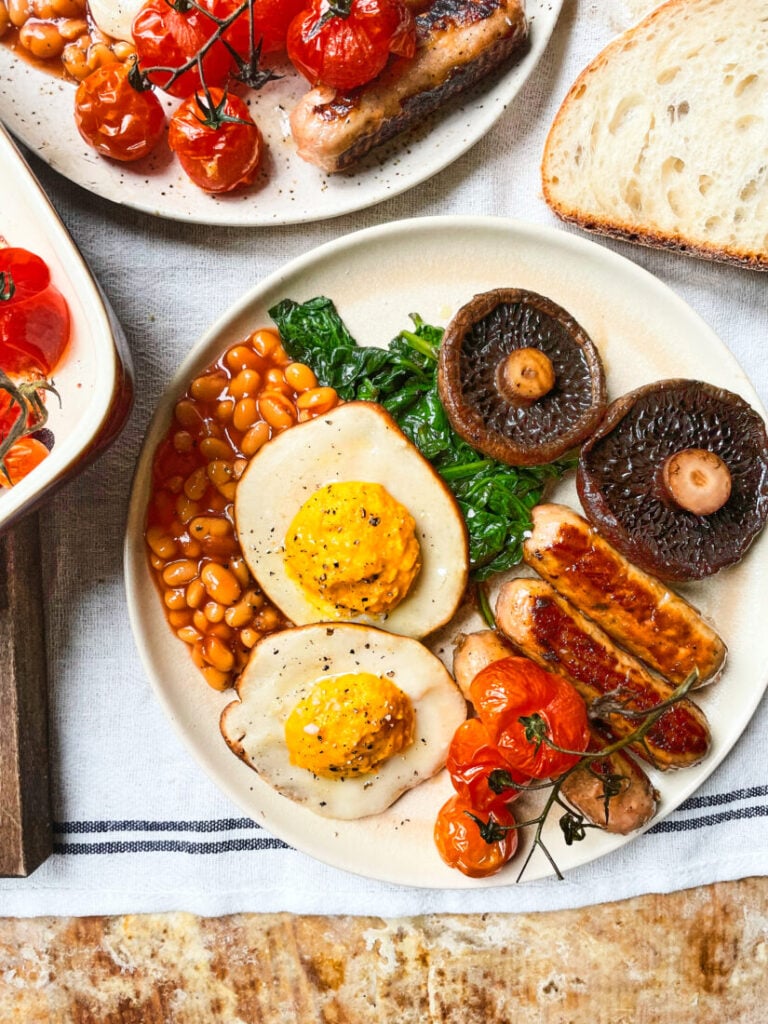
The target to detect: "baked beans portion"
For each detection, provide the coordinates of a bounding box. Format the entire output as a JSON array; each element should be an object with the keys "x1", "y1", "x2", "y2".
[
  {"x1": 0, "y1": 0, "x2": 134, "y2": 81},
  {"x1": 146, "y1": 327, "x2": 340, "y2": 691}
]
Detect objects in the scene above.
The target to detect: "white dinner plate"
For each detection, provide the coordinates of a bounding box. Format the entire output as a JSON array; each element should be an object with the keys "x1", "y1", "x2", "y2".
[
  {"x1": 0, "y1": 0, "x2": 562, "y2": 226},
  {"x1": 125, "y1": 216, "x2": 768, "y2": 887},
  {"x1": 0, "y1": 123, "x2": 131, "y2": 533}
]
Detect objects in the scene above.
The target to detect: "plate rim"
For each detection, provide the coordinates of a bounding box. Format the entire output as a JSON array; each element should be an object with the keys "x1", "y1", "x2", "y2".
[{"x1": 124, "y1": 214, "x2": 768, "y2": 888}]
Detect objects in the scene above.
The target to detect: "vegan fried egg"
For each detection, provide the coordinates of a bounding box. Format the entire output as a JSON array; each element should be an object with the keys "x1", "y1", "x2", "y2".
[
  {"x1": 234, "y1": 401, "x2": 469, "y2": 639},
  {"x1": 220, "y1": 622, "x2": 468, "y2": 819}
]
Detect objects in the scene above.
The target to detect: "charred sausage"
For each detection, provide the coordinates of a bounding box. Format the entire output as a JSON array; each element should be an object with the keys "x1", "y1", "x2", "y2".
[
  {"x1": 452, "y1": 628, "x2": 516, "y2": 699},
  {"x1": 495, "y1": 578, "x2": 712, "y2": 771},
  {"x1": 290, "y1": 0, "x2": 528, "y2": 173},
  {"x1": 523, "y1": 504, "x2": 726, "y2": 686}
]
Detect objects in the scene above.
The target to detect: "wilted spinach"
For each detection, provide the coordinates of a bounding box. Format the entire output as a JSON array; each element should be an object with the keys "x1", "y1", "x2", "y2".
[{"x1": 269, "y1": 296, "x2": 574, "y2": 581}]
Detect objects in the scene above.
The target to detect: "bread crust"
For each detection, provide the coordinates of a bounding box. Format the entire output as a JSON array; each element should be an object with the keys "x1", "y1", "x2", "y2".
[{"x1": 541, "y1": 0, "x2": 768, "y2": 271}]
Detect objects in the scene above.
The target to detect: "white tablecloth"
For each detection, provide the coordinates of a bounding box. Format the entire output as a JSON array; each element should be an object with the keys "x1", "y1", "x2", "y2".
[{"x1": 2, "y1": 0, "x2": 767, "y2": 917}]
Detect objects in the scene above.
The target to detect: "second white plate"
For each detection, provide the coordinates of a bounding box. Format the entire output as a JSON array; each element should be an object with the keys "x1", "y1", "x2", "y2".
[{"x1": 0, "y1": 0, "x2": 561, "y2": 226}]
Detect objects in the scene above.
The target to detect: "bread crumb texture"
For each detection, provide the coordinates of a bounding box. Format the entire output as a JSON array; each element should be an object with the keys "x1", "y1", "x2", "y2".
[
  {"x1": 0, "y1": 878, "x2": 767, "y2": 1022},
  {"x1": 542, "y1": 0, "x2": 768, "y2": 269}
]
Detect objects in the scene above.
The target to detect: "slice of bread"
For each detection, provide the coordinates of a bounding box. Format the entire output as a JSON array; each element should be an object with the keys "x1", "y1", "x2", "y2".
[{"x1": 541, "y1": 0, "x2": 768, "y2": 270}]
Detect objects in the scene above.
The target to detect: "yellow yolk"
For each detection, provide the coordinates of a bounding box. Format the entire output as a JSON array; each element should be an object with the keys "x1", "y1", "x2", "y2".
[
  {"x1": 284, "y1": 672, "x2": 415, "y2": 779},
  {"x1": 283, "y1": 481, "x2": 422, "y2": 617}
]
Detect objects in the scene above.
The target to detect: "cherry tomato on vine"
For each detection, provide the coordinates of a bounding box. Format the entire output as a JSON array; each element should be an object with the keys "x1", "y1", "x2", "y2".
[
  {"x1": 168, "y1": 88, "x2": 263, "y2": 193},
  {"x1": 434, "y1": 794, "x2": 518, "y2": 879},
  {"x1": 74, "y1": 61, "x2": 166, "y2": 163},
  {"x1": 446, "y1": 717, "x2": 528, "y2": 816},
  {"x1": 0, "y1": 248, "x2": 70, "y2": 375},
  {"x1": 0, "y1": 437, "x2": 49, "y2": 487},
  {"x1": 287, "y1": 0, "x2": 417, "y2": 91},
  {"x1": 469, "y1": 657, "x2": 591, "y2": 780},
  {"x1": 202, "y1": 0, "x2": 305, "y2": 58},
  {"x1": 132, "y1": 0, "x2": 234, "y2": 98}
]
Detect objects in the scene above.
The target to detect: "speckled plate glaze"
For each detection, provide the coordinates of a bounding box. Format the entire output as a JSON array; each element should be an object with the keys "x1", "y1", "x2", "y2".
[
  {"x1": 125, "y1": 217, "x2": 768, "y2": 887},
  {"x1": 0, "y1": 0, "x2": 562, "y2": 226},
  {"x1": 0, "y1": 123, "x2": 132, "y2": 534}
]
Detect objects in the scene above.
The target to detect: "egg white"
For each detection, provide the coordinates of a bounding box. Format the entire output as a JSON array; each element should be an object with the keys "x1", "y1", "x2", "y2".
[
  {"x1": 88, "y1": 0, "x2": 143, "y2": 42},
  {"x1": 234, "y1": 401, "x2": 469, "y2": 639},
  {"x1": 220, "y1": 622, "x2": 467, "y2": 819}
]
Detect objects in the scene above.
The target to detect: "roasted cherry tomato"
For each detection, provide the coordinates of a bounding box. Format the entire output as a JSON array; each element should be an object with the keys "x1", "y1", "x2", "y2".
[
  {"x1": 287, "y1": 0, "x2": 416, "y2": 91},
  {"x1": 434, "y1": 794, "x2": 518, "y2": 879},
  {"x1": 132, "y1": 0, "x2": 234, "y2": 98},
  {"x1": 74, "y1": 61, "x2": 166, "y2": 163},
  {"x1": 202, "y1": 0, "x2": 305, "y2": 58},
  {"x1": 446, "y1": 717, "x2": 528, "y2": 816},
  {"x1": 0, "y1": 437, "x2": 49, "y2": 487},
  {"x1": 469, "y1": 657, "x2": 591, "y2": 779},
  {"x1": 168, "y1": 88, "x2": 263, "y2": 193},
  {"x1": 0, "y1": 248, "x2": 70, "y2": 375}
]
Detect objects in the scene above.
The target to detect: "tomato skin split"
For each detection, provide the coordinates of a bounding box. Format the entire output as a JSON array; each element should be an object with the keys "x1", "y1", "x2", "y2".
[
  {"x1": 469, "y1": 656, "x2": 591, "y2": 780},
  {"x1": 168, "y1": 89, "x2": 263, "y2": 194},
  {"x1": 287, "y1": 0, "x2": 416, "y2": 92},
  {"x1": 74, "y1": 61, "x2": 166, "y2": 163}
]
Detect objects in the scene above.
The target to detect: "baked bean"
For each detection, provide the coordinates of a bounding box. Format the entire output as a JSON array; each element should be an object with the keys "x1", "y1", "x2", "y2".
[
  {"x1": 7, "y1": 0, "x2": 32, "y2": 28},
  {"x1": 240, "y1": 628, "x2": 261, "y2": 649},
  {"x1": 19, "y1": 19, "x2": 67, "y2": 59},
  {"x1": 229, "y1": 369, "x2": 261, "y2": 400},
  {"x1": 250, "y1": 328, "x2": 282, "y2": 359},
  {"x1": 233, "y1": 397, "x2": 258, "y2": 432},
  {"x1": 284, "y1": 362, "x2": 318, "y2": 392},
  {"x1": 226, "y1": 346, "x2": 263, "y2": 373},
  {"x1": 296, "y1": 386, "x2": 338, "y2": 415},
  {"x1": 202, "y1": 635, "x2": 235, "y2": 673},
  {"x1": 206, "y1": 459, "x2": 234, "y2": 488},
  {"x1": 164, "y1": 588, "x2": 187, "y2": 611},
  {"x1": 184, "y1": 467, "x2": 208, "y2": 501},
  {"x1": 202, "y1": 666, "x2": 231, "y2": 691},
  {"x1": 241, "y1": 421, "x2": 270, "y2": 456},
  {"x1": 258, "y1": 391, "x2": 297, "y2": 430},
  {"x1": 190, "y1": 372, "x2": 228, "y2": 402},
  {"x1": 201, "y1": 563, "x2": 241, "y2": 605},
  {"x1": 177, "y1": 625, "x2": 202, "y2": 645},
  {"x1": 147, "y1": 326, "x2": 337, "y2": 691},
  {"x1": 162, "y1": 560, "x2": 198, "y2": 587},
  {"x1": 199, "y1": 436, "x2": 231, "y2": 462},
  {"x1": 111, "y1": 39, "x2": 135, "y2": 61},
  {"x1": 204, "y1": 600, "x2": 225, "y2": 623},
  {"x1": 146, "y1": 525, "x2": 177, "y2": 560},
  {"x1": 175, "y1": 398, "x2": 202, "y2": 431},
  {"x1": 185, "y1": 579, "x2": 206, "y2": 609}
]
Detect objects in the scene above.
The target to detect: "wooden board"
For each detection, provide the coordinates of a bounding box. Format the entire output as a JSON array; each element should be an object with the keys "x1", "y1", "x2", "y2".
[
  {"x1": 0, "y1": 877, "x2": 766, "y2": 1021},
  {"x1": 0, "y1": 512, "x2": 51, "y2": 877}
]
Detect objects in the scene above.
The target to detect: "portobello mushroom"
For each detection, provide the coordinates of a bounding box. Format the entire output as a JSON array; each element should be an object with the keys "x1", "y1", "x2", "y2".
[
  {"x1": 437, "y1": 289, "x2": 606, "y2": 466},
  {"x1": 577, "y1": 379, "x2": 768, "y2": 581}
]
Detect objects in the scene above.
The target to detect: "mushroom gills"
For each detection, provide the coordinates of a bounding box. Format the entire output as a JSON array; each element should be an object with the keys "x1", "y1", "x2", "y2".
[
  {"x1": 577, "y1": 379, "x2": 768, "y2": 581},
  {"x1": 437, "y1": 288, "x2": 607, "y2": 466}
]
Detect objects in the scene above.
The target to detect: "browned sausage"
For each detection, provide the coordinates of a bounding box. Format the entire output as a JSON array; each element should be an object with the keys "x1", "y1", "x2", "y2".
[
  {"x1": 452, "y1": 629, "x2": 516, "y2": 698},
  {"x1": 560, "y1": 735, "x2": 659, "y2": 835},
  {"x1": 290, "y1": 0, "x2": 528, "y2": 173},
  {"x1": 495, "y1": 578, "x2": 712, "y2": 771},
  {"x1": 523, "y1": 504, "x2": 726, "y2": 686}
]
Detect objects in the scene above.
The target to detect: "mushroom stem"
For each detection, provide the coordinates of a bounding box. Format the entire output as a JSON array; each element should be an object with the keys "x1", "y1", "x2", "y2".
[
  {"x1": 498, "y1": 348, "x2": 556, "y2": 403},
  {"x1": 661, "y1": 448, "x2": 732, "y2": 515}
]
